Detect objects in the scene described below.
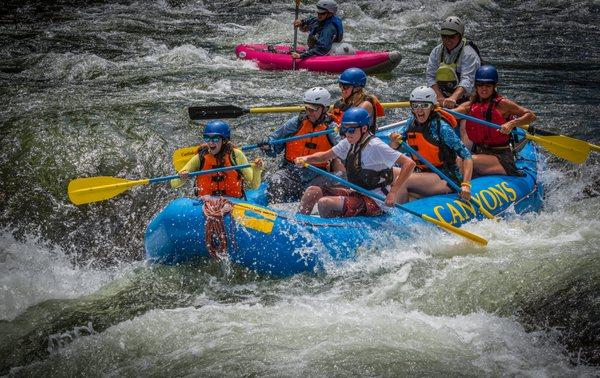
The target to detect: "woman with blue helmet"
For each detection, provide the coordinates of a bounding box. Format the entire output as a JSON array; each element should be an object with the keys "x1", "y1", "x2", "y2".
[
  {"x1": 295, "y1": 107, "x2": 415, "y2": 218},
  {"x1": 171, "y1": 120, "x2": 263, "y2": 198},
  {"x1": 454, "y1": 65, "x2": 536, "y2": 176},
  {"x1": 331, "y1": 67, "x2": 384, "y2": 133}
]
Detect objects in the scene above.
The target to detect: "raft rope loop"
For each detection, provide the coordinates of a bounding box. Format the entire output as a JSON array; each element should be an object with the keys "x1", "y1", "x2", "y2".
[{"x1": 201, "y1": 196, "x2": 236, "y2": 259}]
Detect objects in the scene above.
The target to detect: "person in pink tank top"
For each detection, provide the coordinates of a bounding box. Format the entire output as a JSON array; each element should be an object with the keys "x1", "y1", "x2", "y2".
[{"x1": 454, "y1": 65, "x2": 536, "y2": 176}]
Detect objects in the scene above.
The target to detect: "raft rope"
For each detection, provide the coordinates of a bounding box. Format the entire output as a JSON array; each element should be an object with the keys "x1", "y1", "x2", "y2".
[{"x1": 201, "y1": 196, "x2": 236, "y2": 259}]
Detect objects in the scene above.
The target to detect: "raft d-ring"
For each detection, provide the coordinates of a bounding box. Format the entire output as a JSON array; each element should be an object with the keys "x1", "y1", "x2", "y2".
[{"x1": 238, "y1": 51, "x2": 246, "y2": 58}]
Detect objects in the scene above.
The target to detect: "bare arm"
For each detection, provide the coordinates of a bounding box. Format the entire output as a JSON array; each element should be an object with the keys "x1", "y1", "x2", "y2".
[
  {"x1": 498, "y1": 99, "x2": 537, "y2": 134},
  {"x1": 453, "y1": 101, "x2": 471, "y2": 114},
  {"x1": 460, "y1": 157, "x2": 473, "y2": 201},
  {"x1": 294, "y1": 149, "x2": 336, "y2": 167},
  {"x1": 385, "y1": 154, "x2": 416, "y2": 206}
]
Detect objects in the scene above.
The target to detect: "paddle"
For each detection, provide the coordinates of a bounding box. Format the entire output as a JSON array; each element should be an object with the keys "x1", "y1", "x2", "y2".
[
  {"x1": 188, "y1": 101, "x2": 410, "y2": 120},
  {"x1": 173, "y1": 119, "x2": 409, "y2": 171},
  {"x1": 519, "y1": 124, "x2": 600, "y2": 153},
  {"x1": 400, "y1": 142, "x2": 496, "y2": 220},
  {"x1": 302, "y1": 164, "x2": 488, "y2": 245},
  {"x1": 292, "y1": 0, "x2": 301, "y2": 70},
  {"x1": 68, "y1": 164, "x2": 252, "y2": 205},
  {"x1": 172, "y1": 128, "x2": 336, "y2": 171},
  {"x1": 445, "y1": 109, "x2": 591, "y2": 164}
]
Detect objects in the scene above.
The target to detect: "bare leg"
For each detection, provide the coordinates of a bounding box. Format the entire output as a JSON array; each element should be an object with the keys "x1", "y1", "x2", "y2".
[
  {"x1": 330, "y1": 157, "x2": 346, "y2": 174},
  {"x1": 317, "y1": 196, "x2": 345, "y2": 218},
  {"x1": 397, "y1": 172, "x2": 452, "y2": 204},
  {"x1": 472, "y1": 154, "x2": 507, "y2": 176},
  {"x1": 298, "y1": 186, "x2": 324, "y2": 215}
]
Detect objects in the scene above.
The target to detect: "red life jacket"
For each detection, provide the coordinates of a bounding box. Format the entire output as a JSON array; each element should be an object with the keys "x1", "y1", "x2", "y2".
[
  {"x1": 195, "y1": 147, "x2": 244, "y2": 198},
  {"x1": 466, "y1": 95, "x2": 510, "y2": 146},
  {"x1": 284, "y1": 114, "x2": 334, "y2": 168}
]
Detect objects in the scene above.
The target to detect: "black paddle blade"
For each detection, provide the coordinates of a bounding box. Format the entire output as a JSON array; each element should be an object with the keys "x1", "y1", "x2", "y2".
[{"x1": 188, "y1": 105, "x2": 249, "y2": 120}]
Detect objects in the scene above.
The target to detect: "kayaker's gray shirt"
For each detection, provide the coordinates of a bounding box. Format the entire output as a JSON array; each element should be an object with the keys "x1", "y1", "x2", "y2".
[{"x1": 426, "y1": 42, "x2": 481, "y2": 94}]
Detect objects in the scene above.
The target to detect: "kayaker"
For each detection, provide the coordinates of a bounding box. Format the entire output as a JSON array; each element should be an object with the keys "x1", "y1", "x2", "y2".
[
  {"x1": 294, "y1": 107, "x2": 415, "y2": 218},
  {"x1": 389, "y1": 86, "x2": 473, "y2": 203},
  {"x1": 453, "y1": 65, "x2": 536, "y2": 176},
  {"x1": 260, "y1": 87, "x2": 341, "y2": 203},
  {"x1": 330, "y1": 67, "x2": 385, "y2": 133},
  {"x1": 291, "y1": 0, "x2": 343, "y2": 59},
  {"x1": 426, "y1": 16, "x2": 481, "y2": 108},
  {"x1": 170, "y1": 120, "x2": 263, "y2": 198}
]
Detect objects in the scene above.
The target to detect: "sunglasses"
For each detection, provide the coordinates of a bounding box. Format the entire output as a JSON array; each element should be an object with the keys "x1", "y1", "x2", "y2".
[
  {"x1": 339, "y1": 83, "x2": 352, "y2": 90},
  {"x1": 341, "y1": 125, "x2": 361, "y2": 134},
  {"x1": 410, "y1": 102, "x2": 432, "y2": 110},
  {"x1": 305, "y1": 106, "x2": 321, "y2": 113},
  {"x1": 203, "y1": 136, "x2": 222, "y2": 143},
  {"x1": 441, "y1": 33, "x2": 460, "y2": 39}
]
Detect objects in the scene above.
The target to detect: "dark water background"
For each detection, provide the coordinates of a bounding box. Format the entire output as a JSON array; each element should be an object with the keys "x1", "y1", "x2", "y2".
[{"x1": 1, "y1": 0, "x2": 599, "y2": 375}]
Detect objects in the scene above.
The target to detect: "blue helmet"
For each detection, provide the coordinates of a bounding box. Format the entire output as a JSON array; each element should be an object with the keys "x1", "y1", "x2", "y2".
[
  {"x1": 341, "y1": 107, "x2": 371, "y2": 127},
  {"x1": 339, "y1": 67, "x2": 367, "y2": 87},
  {"x1": 475, "y1": 65, "x2": 499, "y2": 84},
  {"x1": 203, "y1": 120, "x2": 231, "y2": 139}
]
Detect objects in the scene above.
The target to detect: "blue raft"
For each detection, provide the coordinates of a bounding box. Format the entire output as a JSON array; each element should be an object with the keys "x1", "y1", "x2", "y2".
[{"x1": 145, "y1": 130, "x2": 543, "y2": 277}]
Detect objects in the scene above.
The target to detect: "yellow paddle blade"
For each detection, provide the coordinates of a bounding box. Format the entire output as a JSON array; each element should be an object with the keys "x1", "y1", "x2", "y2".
[
  {"x1": 68, "y1": 176, "x2": 149, "y2": 205},
  {"x1": 172, "y1": 146, "x2": 199, "y2": 171},
  {"x1": 421, "y1": 214, "x2": 488, "y2": 246},
  {"x1": 525, "y1": 134, "x2": 590, "y2": 164}
]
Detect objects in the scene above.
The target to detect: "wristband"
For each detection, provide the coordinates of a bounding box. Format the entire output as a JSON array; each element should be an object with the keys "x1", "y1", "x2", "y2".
[{"x1": 461, "y1": 182, "x2": 471, "y2": 188}]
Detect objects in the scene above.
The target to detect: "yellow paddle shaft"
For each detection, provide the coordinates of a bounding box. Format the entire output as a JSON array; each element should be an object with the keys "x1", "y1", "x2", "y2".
[
  {"x1": 247, "y1": 101, "x2": 410, "y2": 115},
  {"x1": 422, "y1": 214, "x2": 488, "y2": 246}
]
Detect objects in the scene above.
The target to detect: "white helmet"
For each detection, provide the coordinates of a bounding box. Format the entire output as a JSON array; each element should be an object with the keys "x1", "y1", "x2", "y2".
[
  {"x1": 316, "y1": 0, "x2": 337, "y2": 14},
  {"x1": 440, "y1": 16, "x2": 464, "y2": 36},
  {"x1": 303, "y1": 87, "x2": 331, "y2": 107},
  {"x1": 410, "y1": 86, "x2": 436, "y2": 104}
]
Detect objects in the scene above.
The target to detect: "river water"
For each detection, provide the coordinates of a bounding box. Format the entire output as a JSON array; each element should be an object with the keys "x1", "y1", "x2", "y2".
[{"x1": 1, "y1": 0, "x2": 599, "y2": 375}]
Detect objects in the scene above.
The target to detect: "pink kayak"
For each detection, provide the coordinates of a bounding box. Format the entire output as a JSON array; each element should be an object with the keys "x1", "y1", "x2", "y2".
[{"x1": 235, "y1": 44, "x2": 401, "y2": 74}]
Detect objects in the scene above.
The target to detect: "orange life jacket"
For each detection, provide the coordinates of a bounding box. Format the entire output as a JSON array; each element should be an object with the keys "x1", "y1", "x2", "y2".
[
  {"x1": 465, "y1": 95, "x2": 511, "y2": 146},
  {"x1": 195, "y1": 147, "x2": 244, "y2": 198},
  {"x1": 406, "y1": 114, "x2": 457, "y2": 170},
  {"x1": 330, "y1": 93, "x2": 385, "y2": 132},
  {"x1": 284, "y1": 114, "x2": 334, "y2": 168}
]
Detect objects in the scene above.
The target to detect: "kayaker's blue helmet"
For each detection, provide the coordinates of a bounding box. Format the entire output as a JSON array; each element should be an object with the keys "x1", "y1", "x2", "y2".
[
  {"x1": 341, "y1": 107, "x2": 371, "y2": 127},
  {"x1": 203, "y1": 120, "x2": 231, "y2": 139},
  {"x1": 475, "y1": 65, "x2": 499, "y2": 84},
  {"x1": 339, "y1": 68, "x2": 367, "y2": 88}
]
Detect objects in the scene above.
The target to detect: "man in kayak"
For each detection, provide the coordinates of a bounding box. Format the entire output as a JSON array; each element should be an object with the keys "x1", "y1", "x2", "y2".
[
  {"x1": 171, "y1": 120, "x2": 263, "y2": 197},
  {"x1": 294, "y1": 107, "x2": 415, "y2": 218},
  {"x1": 260, "y1": 87, "x2": 341, "y2": 203},
  {"x1": 330, "y1": 67, "x2": 385, "y2": 133},
  {"x1": 291, "y1": 0, "x2": 343, "y2": 59},
  {"x1": 453, "y1": 65, "x2": 536, "y2": 176},
  {"x1": 426, "y1": 16, "x2": 481, "y2": 108},
  {"x1": 389, "y1": 86, "x2": 473, "y2": 203}
]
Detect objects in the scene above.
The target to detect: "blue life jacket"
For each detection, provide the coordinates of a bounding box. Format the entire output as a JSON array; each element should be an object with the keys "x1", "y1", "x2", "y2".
[
  {"x1": 308, "y1": 15, "x2": 343, "y2": 45},
  {"x1": 330, "y1": 16, "x2": 344, "y2": 42}
]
